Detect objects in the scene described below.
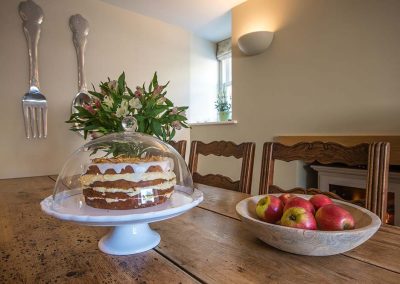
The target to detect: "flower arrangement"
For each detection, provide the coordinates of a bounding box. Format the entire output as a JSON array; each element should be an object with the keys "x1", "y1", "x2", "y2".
[
  {"x1": 215, "y1": 87, "x2": 231, "y2": 112},
  {"x1": 66, "y1": 72, "x2": 189, "y2": 142}
]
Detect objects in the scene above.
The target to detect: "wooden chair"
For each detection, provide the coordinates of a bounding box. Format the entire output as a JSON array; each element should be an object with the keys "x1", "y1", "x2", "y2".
[
  {"x1": 259, "y1": 141, "x2": 390, "y2": 220},
  {"x1": 168, "y1": 140, "x2": 187, "y2": 159},
  {"x1": 188, "y1": 141, "x2": 255, "y2": 194}
]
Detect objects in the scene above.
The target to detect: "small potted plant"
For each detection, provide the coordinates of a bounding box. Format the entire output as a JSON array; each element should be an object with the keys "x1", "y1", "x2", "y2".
[{"x1": 215, "y1": 87, "x2": 231, "y2": 122}]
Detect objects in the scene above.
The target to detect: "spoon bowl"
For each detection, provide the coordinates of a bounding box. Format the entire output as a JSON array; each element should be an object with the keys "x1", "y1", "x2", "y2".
[{"x1": 71, "y1": 91, "x2": 91, "y2": 114}]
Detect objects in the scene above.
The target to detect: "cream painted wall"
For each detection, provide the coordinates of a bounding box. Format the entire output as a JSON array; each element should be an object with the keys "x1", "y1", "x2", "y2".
[
  {"x1": 191, "y1": 0, "x2": 400, "y2": 194},
  {"x1": 0, "y1": 0, "x2": 191, "y2": 178},
  {"x1": 189, "y1": 35, "x2": 219, "y2": 123}
]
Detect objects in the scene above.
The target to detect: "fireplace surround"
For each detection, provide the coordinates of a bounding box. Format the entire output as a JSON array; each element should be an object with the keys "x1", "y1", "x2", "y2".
[
  {"x1": 276, "y1": 135, "x2": 400, "y2": 226},
  {"x1": 311, "y1": 165, "x2": 399, "y2": 226}
]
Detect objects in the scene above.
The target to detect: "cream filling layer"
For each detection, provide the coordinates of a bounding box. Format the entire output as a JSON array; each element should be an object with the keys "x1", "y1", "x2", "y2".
[
  {"x1": 90, "y1": 179, "x2": 176, "y2": 197},
  {"x1": 87, "y1": 197, "x2": 127, "y2": 203},
  {"x1": 87, "y1": 191, "x2": 174, "y2": 203},
  {"x1": 80, "y1": 171, "x2": 176, "y2": 186}
]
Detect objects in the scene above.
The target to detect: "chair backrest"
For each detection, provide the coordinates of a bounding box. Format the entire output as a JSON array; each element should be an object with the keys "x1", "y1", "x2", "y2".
[
  {"x1": 168, "y1": 140, "x2": 187, "y2": 159},
  {"x1": 259, "y1": 141, "x2": 390, "y2": 220},
  {"x1": 188, "y1": 140, "x2": 255, "y2": 194}
]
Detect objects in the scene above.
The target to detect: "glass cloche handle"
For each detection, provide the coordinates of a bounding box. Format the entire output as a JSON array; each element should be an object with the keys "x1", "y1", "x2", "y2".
[{"x1": 122, "y1": 116, "x2": 138, "y2": 132}]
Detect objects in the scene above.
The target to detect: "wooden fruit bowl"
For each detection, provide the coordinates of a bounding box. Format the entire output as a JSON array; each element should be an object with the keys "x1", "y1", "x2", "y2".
[{"x1": 236, "y1": 194, "x2": 381, "y2": 256}]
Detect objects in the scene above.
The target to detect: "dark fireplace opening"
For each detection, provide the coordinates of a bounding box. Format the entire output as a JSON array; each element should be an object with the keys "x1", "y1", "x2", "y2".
[{"x1": 329, "y1": 184, "x2": 394, "y2": 225}]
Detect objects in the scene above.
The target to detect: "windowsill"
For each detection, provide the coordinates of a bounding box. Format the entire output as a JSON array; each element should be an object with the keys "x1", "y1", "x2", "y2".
[{"x1": 188, "y1": 120, "x2": 238, "y2": 126}]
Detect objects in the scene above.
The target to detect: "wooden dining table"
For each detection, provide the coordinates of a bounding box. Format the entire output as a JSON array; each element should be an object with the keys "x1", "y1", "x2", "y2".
[{"x1": 1, "y1": 176, "x2": 400, "y2": 283}]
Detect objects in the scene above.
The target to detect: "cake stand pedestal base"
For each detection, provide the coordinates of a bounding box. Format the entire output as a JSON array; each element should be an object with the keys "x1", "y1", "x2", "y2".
[
  {"x1": 98, "y1": 223, "x2": 160, "y2": 255},
  {"x1": 41, "y1": 187, "x2": 203, "y2": 255}
]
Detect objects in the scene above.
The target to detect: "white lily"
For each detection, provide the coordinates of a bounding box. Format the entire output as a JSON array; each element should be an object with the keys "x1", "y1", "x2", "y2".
[
  {"x1": 129, "y1": 98, "x2": 142, "y2": 109},
  {"x1": 103, "y1": 96, "x2": 114, "y2": 109},
  {"x1": 116, "y1": 100, "x2": 129, "y2": 117}
]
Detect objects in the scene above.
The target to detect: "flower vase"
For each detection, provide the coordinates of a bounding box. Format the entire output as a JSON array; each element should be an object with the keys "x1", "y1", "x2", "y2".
[{"x1": 218, "y1": 111, "x2": 231, "y2": 122}]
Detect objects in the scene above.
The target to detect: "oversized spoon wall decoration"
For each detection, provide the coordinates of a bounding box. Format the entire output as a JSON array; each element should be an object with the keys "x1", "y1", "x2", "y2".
[{"x1": 69, "y1": 14, "x2": 90, "y2": 124}]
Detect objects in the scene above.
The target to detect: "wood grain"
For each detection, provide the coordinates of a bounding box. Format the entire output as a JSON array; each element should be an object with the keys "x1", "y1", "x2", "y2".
[
  {"x1": 193, "y1": 173, "x2": 240, "y2": 192},
  {"x1": 196, "y1": 183, "x2": 248, "y2": 219},
  {"x1": 271, "y1": 141, "x2": 369, "y2": 165},
  {"x1": 168, "y1": 140, "x2": 187, "y2": 159},
  {"x1": 1, "y1": 177, "x2": 400, "y2": 283},
  {"x1": 276, "y1": 135, "x2": 400, "y2": 165},
  {"x1": 153, "y1": 207, "x2": 400, "y2": 283},
  {"x1": 344, "y1": 225, "x2": 400, "y2": 273},
  {"x1": 0, "y1": 177, "x2": 197, "y2": 284},
  {"x1": 48, "y1": 175, "x2": 58, "y2": 181},
  {"x1": 195, "y1": 185, "x2": 400, "y2": 273},
  {"x1": 188, "y1": 140, "x2": 255, "y2": 194}
]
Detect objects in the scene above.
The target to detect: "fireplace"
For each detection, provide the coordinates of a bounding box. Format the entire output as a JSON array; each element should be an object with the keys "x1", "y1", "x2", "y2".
[{"x1": 311, "y1": 165, "x2": 400, "y2": 226}]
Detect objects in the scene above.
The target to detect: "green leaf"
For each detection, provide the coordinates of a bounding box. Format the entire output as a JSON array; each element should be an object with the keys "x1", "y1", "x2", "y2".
[
  {"x1": 83, "y1": 125, "x2": 99, "y2": 131},
  {"x1": 170, "y1": 128, "x2": 176, "y2": 140},
  {"x1": 126, "y1": 87, "x2": 134, "y2": 96},
  {"x1": 152, "y1": 72, "x2": 158, "y2": 87},
  {"x1": 165, "y1": 98, "x2": 173, "y2": 107},
  {"x1": 174, "y1": 115, "x2": 187, "y2": 121},
  {"x1": 118, "y1": 72, "x2": 126, "y2": 94},
  {"x1": 161, "y1": 128, "x2": 167, "y2": 141},
  {"x1": 151, "y1": 120, "x2": 162, "y2": 137},
  {"x1": 88, "y1": 91, "x2": 103, "y2": 99},
  {"x1": 138, "y1": 119, "x2": 145, "y2": 133}
]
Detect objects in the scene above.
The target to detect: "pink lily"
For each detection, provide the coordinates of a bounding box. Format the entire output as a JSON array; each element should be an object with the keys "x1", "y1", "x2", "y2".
[{"x1": 83, "y1": 103, "x2": 96, "y2": 115}]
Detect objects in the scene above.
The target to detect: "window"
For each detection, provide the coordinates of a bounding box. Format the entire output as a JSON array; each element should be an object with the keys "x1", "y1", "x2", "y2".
[
  {"x1": 216, "y1": 38, "x2": 232, "y2": 117},
  {"x1": 219, "y1": 55, "x2": 232, "y2": 101},
  {"x1": 188, "y1": 37, "x2": 234, "y2": 124}
]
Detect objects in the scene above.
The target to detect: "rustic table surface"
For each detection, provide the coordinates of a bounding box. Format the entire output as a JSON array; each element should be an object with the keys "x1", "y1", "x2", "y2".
[{"x1": 1, "y1": 177, "x2": 400, "y2": 283}]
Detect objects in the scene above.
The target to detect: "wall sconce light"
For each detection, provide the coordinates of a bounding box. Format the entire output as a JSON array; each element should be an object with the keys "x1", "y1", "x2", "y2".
[{"x1": 238, "y1": 31, "x2": 274, "y2": 56}]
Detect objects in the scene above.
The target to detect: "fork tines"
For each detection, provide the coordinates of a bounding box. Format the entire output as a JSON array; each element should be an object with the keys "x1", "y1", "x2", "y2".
[{"x1": 22, "y1": 98, "x2": 48, "y2": 139}]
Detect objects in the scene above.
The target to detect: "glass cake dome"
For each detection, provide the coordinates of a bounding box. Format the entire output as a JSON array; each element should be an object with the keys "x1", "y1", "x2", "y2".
[{"x1": 53, "y1": 117, "x2": 193, "y2": 213}]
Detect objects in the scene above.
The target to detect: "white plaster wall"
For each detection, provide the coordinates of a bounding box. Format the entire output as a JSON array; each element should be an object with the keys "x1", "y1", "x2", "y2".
[
  {"x1": 0, "y1": 0, "x2": 191, "y2": 178},
  {"x1": 188, "y1": 35, "x2": 219, "y2": 123},
  {"x1": 191, "y1": 0, "x2": 400, "y2": 194}
]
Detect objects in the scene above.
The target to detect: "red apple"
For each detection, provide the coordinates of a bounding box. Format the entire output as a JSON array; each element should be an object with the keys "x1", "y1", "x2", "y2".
[
  {"x1": 315, "y1": 204, "x2": 355, "y2": 231},
  {"x1": 284, "y1": 197, "x2": 315, "y2": 215},
  {"x1": 279, "y1": 193, "x2": 295, "y2": 205},
  {"x1": 280, "y1": 207, "x2": 317, "y2": 230},
  {"x1": 309, "y1": 194, "x2": 333, "y2": 211},
  {"x1": 256, "y1": 195, "x2": 283, "y2": 224}
]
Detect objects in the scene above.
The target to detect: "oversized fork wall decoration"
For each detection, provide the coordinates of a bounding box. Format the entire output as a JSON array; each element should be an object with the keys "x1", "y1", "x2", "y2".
[{"x1": 19, "y1": 0, "x2": 48, "y2": 139}]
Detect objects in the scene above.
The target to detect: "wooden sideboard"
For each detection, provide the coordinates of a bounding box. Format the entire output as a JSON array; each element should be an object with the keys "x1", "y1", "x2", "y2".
[{"x1": 275, "y1": 136, "x2": 400, "y2": 165}]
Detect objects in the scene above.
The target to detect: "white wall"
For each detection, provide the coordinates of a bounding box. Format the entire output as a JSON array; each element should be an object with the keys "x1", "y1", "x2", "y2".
[
  {"x1": 191, "y1": 0, "x2": 400, "y2": 194},
  {"x1": 189, "y1": 35, "x2": 219, "y2": 123},
  {"x1": 0, "y1": 0, "x2": 191, "y2": 178}
]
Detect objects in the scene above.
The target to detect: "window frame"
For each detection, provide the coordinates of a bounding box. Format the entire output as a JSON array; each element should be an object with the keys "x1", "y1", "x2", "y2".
[{"x1": 218, "y1": 53, "x2": 232, "y2": 107}]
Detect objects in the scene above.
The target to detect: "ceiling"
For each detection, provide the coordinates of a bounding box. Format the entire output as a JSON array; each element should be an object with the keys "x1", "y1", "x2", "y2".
[{"x1": 101, "y1": 0, "x2": 247, "y2": 42}]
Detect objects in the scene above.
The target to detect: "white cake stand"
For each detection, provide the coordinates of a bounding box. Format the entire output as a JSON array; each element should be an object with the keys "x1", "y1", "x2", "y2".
[{"x1": 40, "y1": 186, "x2": 203, "y2": 255}]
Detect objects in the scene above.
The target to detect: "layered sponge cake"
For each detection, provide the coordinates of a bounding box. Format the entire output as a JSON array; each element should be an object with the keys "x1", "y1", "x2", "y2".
[{"x1": 80, "y1": 156, "x2": 176, "y2": 209}]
